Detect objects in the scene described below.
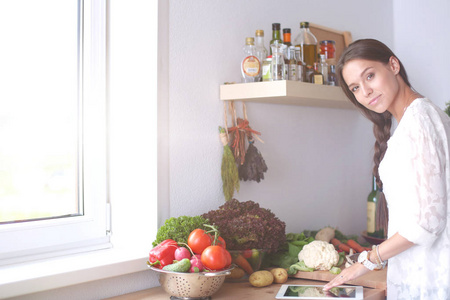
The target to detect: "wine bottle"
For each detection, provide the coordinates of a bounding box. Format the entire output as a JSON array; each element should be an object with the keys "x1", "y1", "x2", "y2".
[
  {"x1": 269, "y1": 23, "x2": 282, "y2": 55},
  {"x1": 367, "y1": 176, "x2": 378, "y2": 234}
]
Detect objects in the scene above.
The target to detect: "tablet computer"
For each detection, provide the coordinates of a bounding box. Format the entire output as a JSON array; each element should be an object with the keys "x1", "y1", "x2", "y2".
[{"x1": 275, "y1": 284, "x2": 364, "y2": 300}]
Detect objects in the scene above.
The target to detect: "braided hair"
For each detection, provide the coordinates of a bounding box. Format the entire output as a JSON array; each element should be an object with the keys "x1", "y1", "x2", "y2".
[{"x1": 336, "y1": 39, "x2": 412, "y2": 235}]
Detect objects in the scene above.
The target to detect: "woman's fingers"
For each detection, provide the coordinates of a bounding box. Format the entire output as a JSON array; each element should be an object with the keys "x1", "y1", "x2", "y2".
[{"x1": 323, "y1": 263, "x2": 371, "y2": 291}]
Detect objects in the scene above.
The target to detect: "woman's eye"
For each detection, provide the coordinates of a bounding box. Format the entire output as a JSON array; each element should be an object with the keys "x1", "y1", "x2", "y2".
[
  {"x1": 351, "y1": 86, "x2": 359, "y2": 93},
  {"x1": 367, "y1": 73, "x2": 374, "y2": 80}
]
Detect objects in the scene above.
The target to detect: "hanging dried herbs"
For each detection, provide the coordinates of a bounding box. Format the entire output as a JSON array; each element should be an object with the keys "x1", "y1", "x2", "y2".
[
  {"x1": 239, "y1": 138, "x2": 268, "y2": 182},
  {"x1": 219, "y1": 127, "x2": 240, "y2": 201},
  {"x1": 228, "y1": 118, "x2": 262, "y2": 165}
]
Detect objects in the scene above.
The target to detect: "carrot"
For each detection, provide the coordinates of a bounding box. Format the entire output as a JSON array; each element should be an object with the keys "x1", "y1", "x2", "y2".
[
  {"x1": 347, "y1": 239, "x2": 365, "y2": 253},
  {"x1": 233, "y1": 254, "x2": 254, "y2": 275},
  {"x1": 331, "y1": 238, "x2": 341, "y2": 248},
  {"x1": 338, "y1": 243, "x2": 352, "y2": 253},
  {"x1": 331, "y1": 238, "x2": 351, "y2": 253}
]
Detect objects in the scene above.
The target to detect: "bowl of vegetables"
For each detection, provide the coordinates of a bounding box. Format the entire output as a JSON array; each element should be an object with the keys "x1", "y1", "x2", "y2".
[
  {"x1": 148, "y1": 224, "x2": 234, "y2": 299},
  {"x1": 149, "y1": 266, "x2": 232, "y2": 299},
  {"x1": 226, "y1": 249, "x2": 267, "y2": 281}
]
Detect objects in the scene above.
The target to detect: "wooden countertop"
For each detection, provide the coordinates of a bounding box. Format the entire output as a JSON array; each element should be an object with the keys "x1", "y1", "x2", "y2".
[{"x1": 106, "y1": 278, "x2": 386, "y2": 300}]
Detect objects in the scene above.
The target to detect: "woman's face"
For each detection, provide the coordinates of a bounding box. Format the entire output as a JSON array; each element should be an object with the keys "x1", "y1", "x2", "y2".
[{"x1": 342, "y1": 58, "x2": 400, "y2": 114}]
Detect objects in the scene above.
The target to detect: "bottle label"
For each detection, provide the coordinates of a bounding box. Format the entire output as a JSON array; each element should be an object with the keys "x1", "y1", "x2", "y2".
[
  {"x1": 288, "y1": 64, "x2": 297, "y2": 80},
  {"x1": 367, "y1": 202, "x2": 376, "y2": 233},
  {"x1": 313, "y1": 74, "x2": 323, "y2": 85},
  {"x1": 262, "y1": 61, "x2": 272, "y2": 81},
  {"x1": 297, "y1": 64, "x2": 303, "y2": 81},
  {"x1": 242, "y1": 56, "x2": 260, "y2": 77}
]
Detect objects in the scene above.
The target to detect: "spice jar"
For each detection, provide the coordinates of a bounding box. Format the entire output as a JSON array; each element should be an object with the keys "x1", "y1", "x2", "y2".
[{"x1": 320, "y1": 40, "x2": 336, "y2": 66}]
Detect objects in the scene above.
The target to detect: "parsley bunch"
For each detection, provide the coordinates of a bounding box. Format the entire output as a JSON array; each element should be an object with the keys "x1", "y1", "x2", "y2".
[{"x1": 152, "y1": 215, "x2": 209, "y2": 247}]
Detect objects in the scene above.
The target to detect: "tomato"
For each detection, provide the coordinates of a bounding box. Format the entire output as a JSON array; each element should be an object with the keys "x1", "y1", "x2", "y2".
[
  {"x1": 188, "y1": 229, "x2": 212, "y2": 254},
  {"x1": 217, "y1": 236, "x2": 226, "y2": 249},
  {"x1": 201, "y1": 245, "x2": 229, "y2": 271},
  {"x1": 224, "y1": 249, "x2": 232, "y2": 268},
  {"x1": 242, "y1": 249, "x2": 253, "y2": 258}
]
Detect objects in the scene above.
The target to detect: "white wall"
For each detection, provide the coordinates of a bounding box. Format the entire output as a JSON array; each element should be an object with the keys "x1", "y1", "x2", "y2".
[
  {"x1": 393, "y1": 0, "x2": 450, "y2": 109},
  {"x1": 21, "y1": 0, "x2": 450, "y2": 299},
  {"x1": 167, "y1": 0, "x2": 392, "y2": 237}
]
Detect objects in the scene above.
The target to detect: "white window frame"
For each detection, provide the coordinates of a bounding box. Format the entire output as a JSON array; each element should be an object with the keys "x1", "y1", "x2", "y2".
[
  {"x1": 0, "y1": 0, "x2": 110, "y2": 265},
  {"x1": 0, "y1": 0, "x2": 161, "y2": 297}
]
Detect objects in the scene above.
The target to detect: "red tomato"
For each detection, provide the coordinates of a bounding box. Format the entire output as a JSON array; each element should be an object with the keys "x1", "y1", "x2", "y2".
[
  {"x1": 217, "y1": 236, "x2": 226, "y2": 248},
  {"x1": 224, "y1": 249, "x2": 232, "y2": 268},
  {"x1": 242, "y1": 249, "x2": 253, "y2": 258},
  {"x1": 201, "y1": 245, "x2": 228, "y2": 271},
  {"x1": 188, "y1": 229, "x2": 212, "y2": 254}
]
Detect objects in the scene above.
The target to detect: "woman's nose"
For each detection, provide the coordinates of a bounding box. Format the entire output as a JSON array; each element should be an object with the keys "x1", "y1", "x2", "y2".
[{"x1": 361, "y1": 83, "x2": 372, "y2": 97}]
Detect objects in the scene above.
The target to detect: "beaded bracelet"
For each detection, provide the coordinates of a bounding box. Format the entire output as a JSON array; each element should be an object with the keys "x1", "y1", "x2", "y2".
[{"x1": 375, "y1": 245, "x2": 387, "y2": 269}]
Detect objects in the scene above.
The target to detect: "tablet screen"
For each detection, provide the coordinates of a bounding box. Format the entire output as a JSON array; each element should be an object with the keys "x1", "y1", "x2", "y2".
[{"x1": 276, "y1": 285, "x2": 363, "y2": 299}]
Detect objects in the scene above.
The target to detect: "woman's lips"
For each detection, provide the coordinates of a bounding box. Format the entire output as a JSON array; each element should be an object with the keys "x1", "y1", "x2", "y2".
[{"x1": 368, "y1": 95, "x2": 380, "y2": 106}]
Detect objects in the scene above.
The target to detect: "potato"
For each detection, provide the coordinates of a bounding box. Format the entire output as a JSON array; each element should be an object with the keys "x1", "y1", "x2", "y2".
[
  {"x1": 270, "y1": 268, "x2": 288, "y2": 284},
  {"x1": 249, "y1": 270, "x2": 274, "y2": 287},
  {"x1": 226, "y1": 267, "x2": 246, "y2": 279}
]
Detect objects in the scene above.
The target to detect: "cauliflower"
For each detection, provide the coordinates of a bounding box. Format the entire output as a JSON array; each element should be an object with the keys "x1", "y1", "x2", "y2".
[{"x1": 298, "y1": 240, "x2": 339, "y2": 271}]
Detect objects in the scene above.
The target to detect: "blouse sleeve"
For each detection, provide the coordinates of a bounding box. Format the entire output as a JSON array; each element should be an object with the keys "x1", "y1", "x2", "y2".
[{"x1": 397, "y1": 111, "x2": 448, "y2": 246}]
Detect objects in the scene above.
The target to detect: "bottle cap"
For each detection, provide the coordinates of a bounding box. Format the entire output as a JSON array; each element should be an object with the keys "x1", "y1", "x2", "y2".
[
  {"x1": 300, "y1": 22, "x2": 310, "y2": 28},
  {"x1": 282, "y1": 28, "x2": 291, "y2": 34},
  {"x1": 245, "y1": 37, "x2": 255, "y2": 45},
  {"x1": 272, "y1": 23, "x2": 280, "y2": 30},
  {"x1": 255, "y1": 30, "x2": 264, "y2": 37},
  {"x1": 320, "y1": 40, "x2": 336, "y2": 45}
]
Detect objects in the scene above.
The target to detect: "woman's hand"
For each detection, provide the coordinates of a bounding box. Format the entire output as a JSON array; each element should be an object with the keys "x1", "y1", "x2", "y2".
[{"x1": 323, "y1": 262, "x2": 371, "y2": 291}]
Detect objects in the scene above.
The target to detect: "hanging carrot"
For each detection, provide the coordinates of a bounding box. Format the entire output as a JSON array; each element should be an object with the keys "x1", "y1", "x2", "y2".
[{"x1": 228, "y1": 118, "x2": 261, "y2": 165}]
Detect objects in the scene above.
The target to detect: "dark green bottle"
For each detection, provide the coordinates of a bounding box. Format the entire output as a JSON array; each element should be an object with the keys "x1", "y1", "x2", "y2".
[
  {"x1": 367, "y1": 176, "x2": 378, "y2": 235},
  {"x1": 269, "y1": 23, "x2": 282, "y2": 55}
]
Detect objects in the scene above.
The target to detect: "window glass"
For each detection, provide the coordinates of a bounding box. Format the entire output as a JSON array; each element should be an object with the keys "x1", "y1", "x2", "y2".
[
  {"x1": 0, "y1": 0, "x2": 109, "y2": 265},
  {"x1": 0, "y1": 1, "x2": 80, "y2": 224}
]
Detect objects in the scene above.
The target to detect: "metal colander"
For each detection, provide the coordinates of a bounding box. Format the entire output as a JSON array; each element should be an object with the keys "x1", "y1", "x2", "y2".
[{"x1": 149, "y1": 266, "x2": 232, "y2": 300}]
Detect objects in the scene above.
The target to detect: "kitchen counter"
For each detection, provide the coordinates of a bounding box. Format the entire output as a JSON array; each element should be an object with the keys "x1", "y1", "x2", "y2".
[{"x1": 106, "y1": 278, "x2": 386, "y2": 300}]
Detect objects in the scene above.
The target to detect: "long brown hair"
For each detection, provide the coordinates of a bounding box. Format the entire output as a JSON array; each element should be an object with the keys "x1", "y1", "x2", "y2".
[{"x1": 337, "y1": 39, "x2": 411, "y2": 236}]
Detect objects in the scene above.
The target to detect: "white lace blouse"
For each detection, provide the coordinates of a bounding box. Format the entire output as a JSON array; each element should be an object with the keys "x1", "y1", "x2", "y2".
[{"x1": 379, "y1": 98, "x2": 450, "y2": 299}]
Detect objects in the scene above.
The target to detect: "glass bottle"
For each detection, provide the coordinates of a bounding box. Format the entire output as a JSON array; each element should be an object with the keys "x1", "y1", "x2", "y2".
[
  {"x1": 294, "y1": 22, "x2": 318, "y2": 69},
  {"x1": 255, "y1": 30, "x2": 268, "y2": 81},
  {"x1": 320, "y1": 40, "x2": 336, "y2": 66},
  {"x1": 269, "y1": 23, "x2": 282, "y2": 55},
  {"x1": 241, "y1": 37, "x2": 261, "y2": 83},
  {"x1": 270, "y1": 41, "x2": 286, "y2": 81},
  {"x1": 295, "y1": 47, "x2": 305, "y2": 82},
  {"x1": 318, "y1": 54, "x2": 329, "y2": 85},
  {"x1": 282, "y1": 28, "x2": 292, "y2": 47},
  {"x1": 287, "y1": 46, "x2": 297, "y2": 80},
  {"x1": 328, "y1": 64, "x2": 337, "y2": 86},
  {"x1": 309, "y1": 62, "x2": 323, "y2": 84},
  {"x1": 262, "y1": 55, "x2": 272, "y2": 81},
  {"x1": 305, "y1": 65, "x2": 314, "y2": 83},
  {"x1": 367, "y1": 176, "x2": 378, "y2": 235}
]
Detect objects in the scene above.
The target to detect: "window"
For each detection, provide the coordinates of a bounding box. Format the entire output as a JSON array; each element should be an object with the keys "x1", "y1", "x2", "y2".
[{"x1": 0, "y1": 0, "x2": 110, "y2": 265}]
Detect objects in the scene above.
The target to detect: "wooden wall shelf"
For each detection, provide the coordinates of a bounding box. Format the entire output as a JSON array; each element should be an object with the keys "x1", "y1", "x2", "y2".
[{"x1": 219, "y1": 80, "x2": 353, "y2": 110}]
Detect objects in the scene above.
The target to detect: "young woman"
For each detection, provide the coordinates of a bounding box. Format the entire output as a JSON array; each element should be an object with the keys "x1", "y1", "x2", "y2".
[{"x1": 323, "y1": 39, "x2": 450, "y2": 299}]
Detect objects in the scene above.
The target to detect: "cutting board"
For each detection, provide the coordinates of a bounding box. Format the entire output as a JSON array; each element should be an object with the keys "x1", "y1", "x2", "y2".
[{"x1": 290, "y1": 266, "x2": 387, "y2": 291}]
